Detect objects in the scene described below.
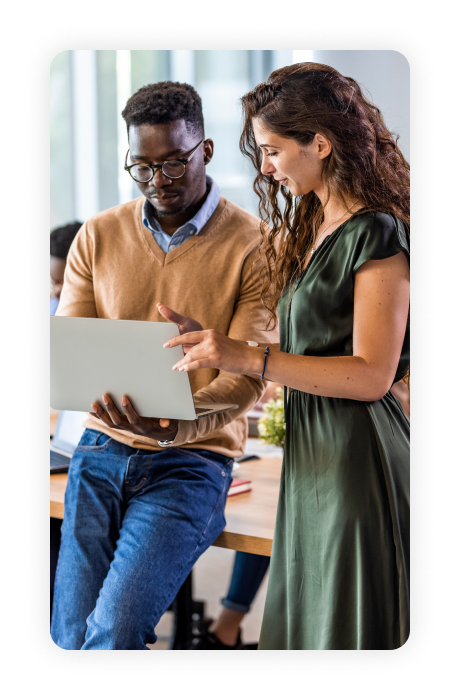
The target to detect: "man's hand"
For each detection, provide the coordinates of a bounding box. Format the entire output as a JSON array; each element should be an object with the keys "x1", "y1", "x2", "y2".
[
  {"x1": 90, "y1": 394, "x2": 179, "y2": 442},
  {"x1": 89, "y1": 305, "x2": 202, "y2": 441},
  {"x1": 156, "y1": 303, "x2": 203, "y2": 353}
]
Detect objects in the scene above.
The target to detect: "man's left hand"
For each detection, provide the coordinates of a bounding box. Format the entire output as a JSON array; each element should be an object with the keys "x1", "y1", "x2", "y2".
[
  {"x1": 90, "y1": 394, "x2": 179, "y2": 442},
  {"x1": 156, "y1": 303, "x2": 203, "y2": 353}
]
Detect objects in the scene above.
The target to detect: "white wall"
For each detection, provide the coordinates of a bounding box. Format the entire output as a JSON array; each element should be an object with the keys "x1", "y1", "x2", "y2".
[{"x1": 313, "y1": 50, "x2": 410, "y2": 161}]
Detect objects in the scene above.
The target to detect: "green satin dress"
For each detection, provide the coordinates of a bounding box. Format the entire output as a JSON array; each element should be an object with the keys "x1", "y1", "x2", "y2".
[{"x1": 258, "y1": 211, "x2": 410, "y2": 650}]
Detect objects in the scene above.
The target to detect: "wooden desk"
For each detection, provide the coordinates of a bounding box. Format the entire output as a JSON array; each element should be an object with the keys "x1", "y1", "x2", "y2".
[
  {"x1": 51, "y1": 457, "x2": 282, "y2": 556},
  {"x1": 213, "y1": 459, "x2": 281, "y2": 555},
  {"x1": 50, "y1": 409, "x2": 59, "y2": 437}
]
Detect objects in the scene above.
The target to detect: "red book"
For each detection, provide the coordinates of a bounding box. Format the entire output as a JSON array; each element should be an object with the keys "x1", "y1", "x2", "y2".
[{"x1": 228, "y1": 477, "x2": 252, "y2": 497}]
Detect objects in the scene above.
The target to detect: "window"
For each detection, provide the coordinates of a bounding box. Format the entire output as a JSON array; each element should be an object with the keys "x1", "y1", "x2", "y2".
[
  {"x1": 50, "y1": 51, "x2": 74, "y2": 229},
  {"x1": 50, "y1": 50, "x2": 292, "y2": 228},
  {"x1": 50, "y1": 50, "x2": 410, "y2": 228}
]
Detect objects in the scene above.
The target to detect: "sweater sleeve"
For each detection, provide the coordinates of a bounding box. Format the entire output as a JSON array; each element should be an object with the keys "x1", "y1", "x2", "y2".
[
  {"x1": 171, "y1": 244, "x2": 279, "y2": 447},
  {"x1": 56, "y1": 222, "x2": 98, "y2": 319}
]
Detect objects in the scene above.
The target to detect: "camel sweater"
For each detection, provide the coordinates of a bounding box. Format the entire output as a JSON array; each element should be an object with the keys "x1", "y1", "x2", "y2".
[{"x1": 57, "y1": 195, "x2": 278, "y2": 458}]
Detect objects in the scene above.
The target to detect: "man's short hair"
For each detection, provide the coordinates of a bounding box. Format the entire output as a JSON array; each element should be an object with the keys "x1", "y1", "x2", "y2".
[
  {"x1": 121, "y1": 81, "x2": 205, "y2": 136},
  {"x1": 50, "y1": 222, "x2": 82, "y2": 260}
]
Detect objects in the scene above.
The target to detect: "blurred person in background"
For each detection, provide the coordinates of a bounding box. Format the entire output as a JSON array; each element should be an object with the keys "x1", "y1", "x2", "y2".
[
  {"x1": 192, "y1": 382, "x2": 282, "y2": 649},
  {"x1": 50, "y1": 221, "x2": 82, "y2": 614},
  {"x1": 50, "y1": 222, "x2": 82, "y2": 315},
  {"x1": 391, "y1": 377, "x2": 410, "y2": 419}
]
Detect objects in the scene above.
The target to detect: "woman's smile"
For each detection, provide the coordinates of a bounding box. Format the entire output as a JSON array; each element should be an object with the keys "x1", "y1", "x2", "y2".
[{"x1": 252, "y1": 118, "x2": 328, "y2": 198}]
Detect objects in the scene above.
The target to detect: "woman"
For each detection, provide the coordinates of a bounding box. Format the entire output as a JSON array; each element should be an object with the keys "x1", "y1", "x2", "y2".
[{"x1": 167, "y1": 62, "x2": 410, "y2": 650}]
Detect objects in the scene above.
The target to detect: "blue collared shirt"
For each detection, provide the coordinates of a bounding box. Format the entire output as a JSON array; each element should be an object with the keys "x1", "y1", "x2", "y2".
[
  {"x1": 142, "y1": 176, "x2": 221, "y2": 253},
  {"x1": 50, "y1": 296, "x2": 59, "y2": 315}
]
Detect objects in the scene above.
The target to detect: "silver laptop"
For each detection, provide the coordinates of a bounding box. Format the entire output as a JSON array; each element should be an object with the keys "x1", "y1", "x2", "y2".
[
  {"x1": 50, "y1": 410, "x2": 87, "y2": 473},
  {"x1": 51, "y1": 317, "x2": 238, "y2": 420}
]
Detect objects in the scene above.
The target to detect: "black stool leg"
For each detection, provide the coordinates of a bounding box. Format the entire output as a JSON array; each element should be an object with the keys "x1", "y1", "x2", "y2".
[{"x1": 170, "y1": 571, "x2": 193, "y2": 649}]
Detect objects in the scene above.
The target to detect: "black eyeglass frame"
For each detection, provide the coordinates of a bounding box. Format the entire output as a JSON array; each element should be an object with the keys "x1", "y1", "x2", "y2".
[{"x1": 124, "y1": 138, "x2": 206, "y2": 182}]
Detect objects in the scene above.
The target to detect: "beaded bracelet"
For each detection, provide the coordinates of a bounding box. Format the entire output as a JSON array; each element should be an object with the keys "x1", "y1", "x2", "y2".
[{"x1": 260, "y1": 346, "x2": 270, "y2": 380}]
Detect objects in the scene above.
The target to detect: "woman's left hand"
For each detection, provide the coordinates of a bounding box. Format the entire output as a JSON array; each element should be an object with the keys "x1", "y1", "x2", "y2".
[{"x1": 164, "y1": 330, "x2": 264, "y2": 376}]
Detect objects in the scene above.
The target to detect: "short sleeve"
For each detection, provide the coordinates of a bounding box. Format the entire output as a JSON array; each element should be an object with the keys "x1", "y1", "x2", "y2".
[{"x1": 352, "y1": 212, "x2": 409, "y2": 274}]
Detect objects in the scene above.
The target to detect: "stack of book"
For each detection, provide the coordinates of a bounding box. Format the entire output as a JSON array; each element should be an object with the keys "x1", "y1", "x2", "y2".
[{"x1": 228, "y1": 478, "x2": 252, "y2": 497}]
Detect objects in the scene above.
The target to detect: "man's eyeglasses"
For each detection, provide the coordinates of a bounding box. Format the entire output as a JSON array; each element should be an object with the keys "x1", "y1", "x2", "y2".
[{"x1": 124, "y1": 138, "x2": 205, "y2": 183}]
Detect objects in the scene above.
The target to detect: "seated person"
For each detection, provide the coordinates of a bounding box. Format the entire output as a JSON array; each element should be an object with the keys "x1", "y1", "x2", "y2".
[
  {"x1": 50, "y1": 222, "x2": 82, "y2": 315},
  {"x1": 193, "y1": 383, "x2": 278, "y2": 649},
  {"x1": 50, "y1": 220, "x2": 82, "y2": 614},
  {"x1": 51, "y1": 81, "x2": 277, "y2": 650},
  {"x1": 194, "y1": 551, "x2": 270, "y2": 649},
  {"x1": 390, "y1": 377, "x2": 410, "y2": 419}
]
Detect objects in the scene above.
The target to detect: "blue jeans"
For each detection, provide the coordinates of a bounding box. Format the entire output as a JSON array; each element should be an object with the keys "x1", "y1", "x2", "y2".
[
  {"x1": 222, "y1": 551, "x2": 270, "y2": 614},
  {"x1": 51, "y1": 429, "x2": 233, "y2": 650}
]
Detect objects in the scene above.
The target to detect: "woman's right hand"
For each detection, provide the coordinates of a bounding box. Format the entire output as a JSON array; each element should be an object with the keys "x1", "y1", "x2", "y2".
[
  {"x1": 156, "y1": 303, "x2": 203, "y2": 353},
  {"x1": 165, "y1": 329, "x2": 265, "y2": 377}
]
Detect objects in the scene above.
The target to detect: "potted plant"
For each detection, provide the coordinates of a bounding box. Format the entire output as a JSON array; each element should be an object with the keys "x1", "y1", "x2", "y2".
[{"x1": 257, "y1": 387, "x2": 285, "y2": 448}]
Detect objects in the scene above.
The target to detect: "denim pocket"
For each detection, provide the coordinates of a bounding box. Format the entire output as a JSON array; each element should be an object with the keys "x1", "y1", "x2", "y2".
[
  {"x1": 74, "y1": 429, "x2": 113, "y2": 452},
  {"x1": 172, "y1": 447, "x2": 233, "y2": 476}
]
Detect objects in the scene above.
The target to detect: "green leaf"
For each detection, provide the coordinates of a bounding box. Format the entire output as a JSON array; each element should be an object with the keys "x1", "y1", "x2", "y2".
[{"x1": 257, "y1": 387, "x2": 285, "y2": 448}]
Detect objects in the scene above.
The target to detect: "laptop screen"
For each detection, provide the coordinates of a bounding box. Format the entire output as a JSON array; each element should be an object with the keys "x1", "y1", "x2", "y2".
[{"x1": 52, "y1": 411, "x2": 87, "y2": 455}]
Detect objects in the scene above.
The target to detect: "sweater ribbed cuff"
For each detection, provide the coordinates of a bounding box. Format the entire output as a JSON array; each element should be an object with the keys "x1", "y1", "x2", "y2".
[{"x1": 167, "y1": 419, "x2": 199, "y2": 447}]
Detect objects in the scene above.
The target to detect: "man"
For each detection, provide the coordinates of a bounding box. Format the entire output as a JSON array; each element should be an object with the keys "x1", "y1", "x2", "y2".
[{"x1": 51, "y1": 81, "x2": 277, "y2": 650}]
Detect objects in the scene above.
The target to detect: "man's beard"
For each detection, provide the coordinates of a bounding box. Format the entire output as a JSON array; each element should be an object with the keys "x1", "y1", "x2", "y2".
[{"x1": 152, "y1": 200, "x2": 190, "y2": 218}]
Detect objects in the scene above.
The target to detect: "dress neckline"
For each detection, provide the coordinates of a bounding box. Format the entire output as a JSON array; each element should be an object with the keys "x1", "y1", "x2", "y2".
[{"x1": 300, "y1": 208, "x2": 367, "y2": 276}]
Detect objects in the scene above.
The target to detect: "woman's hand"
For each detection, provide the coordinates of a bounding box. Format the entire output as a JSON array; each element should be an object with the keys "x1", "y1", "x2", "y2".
[
  {"x1": 156, "y1": 303, "x2": 203, "y2": 353},
  {"x1": 165, "y1": 329, "x2": 265, "y2": 376},
  {"x1": 90, "y1": 394, "x2": 179, "y2": 442}
]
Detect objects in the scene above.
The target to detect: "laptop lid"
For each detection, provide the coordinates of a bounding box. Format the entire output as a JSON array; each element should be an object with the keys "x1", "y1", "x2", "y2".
[
  {"x1": 51, "y1": 317, "x2": 200, "y2": 420},
  {"x1": 51, "y1": 410, "x2": 87, "y2": 455}
]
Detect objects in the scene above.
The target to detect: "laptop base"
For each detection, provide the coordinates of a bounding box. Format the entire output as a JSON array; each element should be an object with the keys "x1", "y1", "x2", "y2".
[{"x1": 50, "y1": 450, "x2": 71, "y2": 473}]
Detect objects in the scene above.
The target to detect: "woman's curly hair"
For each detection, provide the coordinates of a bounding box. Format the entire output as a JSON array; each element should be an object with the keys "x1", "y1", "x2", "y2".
[{"x1": 239, "y1": 62, "x2": 410, "y2": 333}]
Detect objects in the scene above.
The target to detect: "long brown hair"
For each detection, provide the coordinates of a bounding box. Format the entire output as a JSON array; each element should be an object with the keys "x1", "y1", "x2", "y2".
[{"x1": 240, "y1": 62, "x2": 410, "y2": 331}]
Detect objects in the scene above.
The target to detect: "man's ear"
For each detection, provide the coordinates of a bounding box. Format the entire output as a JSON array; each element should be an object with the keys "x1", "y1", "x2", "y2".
[{"x1": 204, "y1": 138, "x2": 214, "y2": 165}]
